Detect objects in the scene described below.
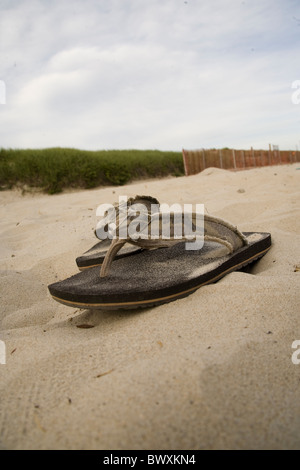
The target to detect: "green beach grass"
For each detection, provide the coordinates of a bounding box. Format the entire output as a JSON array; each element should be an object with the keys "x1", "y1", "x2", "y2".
[{"x1": 0, "y1": 148, "x2": 184, "y2": 194}]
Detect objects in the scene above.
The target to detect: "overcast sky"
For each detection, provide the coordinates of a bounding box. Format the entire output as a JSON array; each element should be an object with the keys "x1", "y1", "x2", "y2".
[{"x1": 0, "y1": 0, "x2": 300, "y2": 151}]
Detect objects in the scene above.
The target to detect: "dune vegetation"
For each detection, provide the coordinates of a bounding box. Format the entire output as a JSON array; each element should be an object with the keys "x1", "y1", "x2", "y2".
[{"x1": 0, "y1": 148, "x2": 184, "y2": 194}]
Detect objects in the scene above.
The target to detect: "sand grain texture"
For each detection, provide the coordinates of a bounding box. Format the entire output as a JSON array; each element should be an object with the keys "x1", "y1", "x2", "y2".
[{"x1": 0, "y1": 164, "x2": 299, "y2": 449}]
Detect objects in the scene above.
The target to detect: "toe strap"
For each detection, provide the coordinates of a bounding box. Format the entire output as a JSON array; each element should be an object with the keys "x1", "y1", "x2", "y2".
[{"x1": 99, "y1": 209, "x2": 247, "y2": 277}]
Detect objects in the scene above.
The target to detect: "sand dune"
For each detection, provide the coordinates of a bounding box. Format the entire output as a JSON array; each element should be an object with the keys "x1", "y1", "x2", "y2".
[{"x1": 0, "y1": 163, "x2": 299, "y2": 449}]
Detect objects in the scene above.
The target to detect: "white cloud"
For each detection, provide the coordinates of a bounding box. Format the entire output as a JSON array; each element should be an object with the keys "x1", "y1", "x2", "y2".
[{"x1": 0, "y1": 0, "x2": 300, "y2": 150}]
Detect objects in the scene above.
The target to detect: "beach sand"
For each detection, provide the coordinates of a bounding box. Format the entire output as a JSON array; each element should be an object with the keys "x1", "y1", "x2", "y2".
[{"x1": 0, "y1": 163, "x2": 299, "y2": 450}]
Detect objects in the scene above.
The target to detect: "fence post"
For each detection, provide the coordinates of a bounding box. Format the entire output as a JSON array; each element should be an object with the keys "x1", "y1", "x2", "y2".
[
  {"x1": 196, "y1": 150, "x2": 201, "y2": 173},
  {"x1": 182, "y1": 149, "x2": 189, "y2": 176},
  {"x1": 268, "y1": 143, "x2": 272, "y2": 165},
  {"x1": 232, "y1": 149, "x2": 236, "y2": 169},
  {"x1": 251, "y1": 147, "x2": 255, "y2": 167},
  {"x1": 241, "y1": 150, "x2": 245, "y2": 168},
  {"x1": 190, "y1": 151, "x2": 195, "y2": 174},
  {"x1": 219, "y1": 149, "x2": 223, "y2": 169},
  {"x1": 202, "y1": 149, "x2": 206, "y2": 170}
]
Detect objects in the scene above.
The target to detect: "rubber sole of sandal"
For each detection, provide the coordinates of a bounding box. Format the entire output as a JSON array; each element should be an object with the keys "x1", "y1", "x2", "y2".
[{"x1": 49, "y1": 232, "x2": 271, "y2": 310}]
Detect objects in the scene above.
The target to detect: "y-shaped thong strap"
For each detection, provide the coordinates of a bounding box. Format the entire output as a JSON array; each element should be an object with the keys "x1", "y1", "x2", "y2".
[{"x1": 100, "y1": 212, "x2": 247, "y2": 277}]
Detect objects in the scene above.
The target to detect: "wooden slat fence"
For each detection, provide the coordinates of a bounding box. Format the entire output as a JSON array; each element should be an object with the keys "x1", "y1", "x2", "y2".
[{"x1": 182, "y1": 147, "x2": 300, "y2": 176}]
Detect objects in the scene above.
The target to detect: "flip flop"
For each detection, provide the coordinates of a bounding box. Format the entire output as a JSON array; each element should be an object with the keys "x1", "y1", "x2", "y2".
[
  {"x1": 76, "y1": 195, "x2": 160, "y2": 270},
  {"x1": 49, "y1": 211, "x2": 271, "y2": 310}
]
